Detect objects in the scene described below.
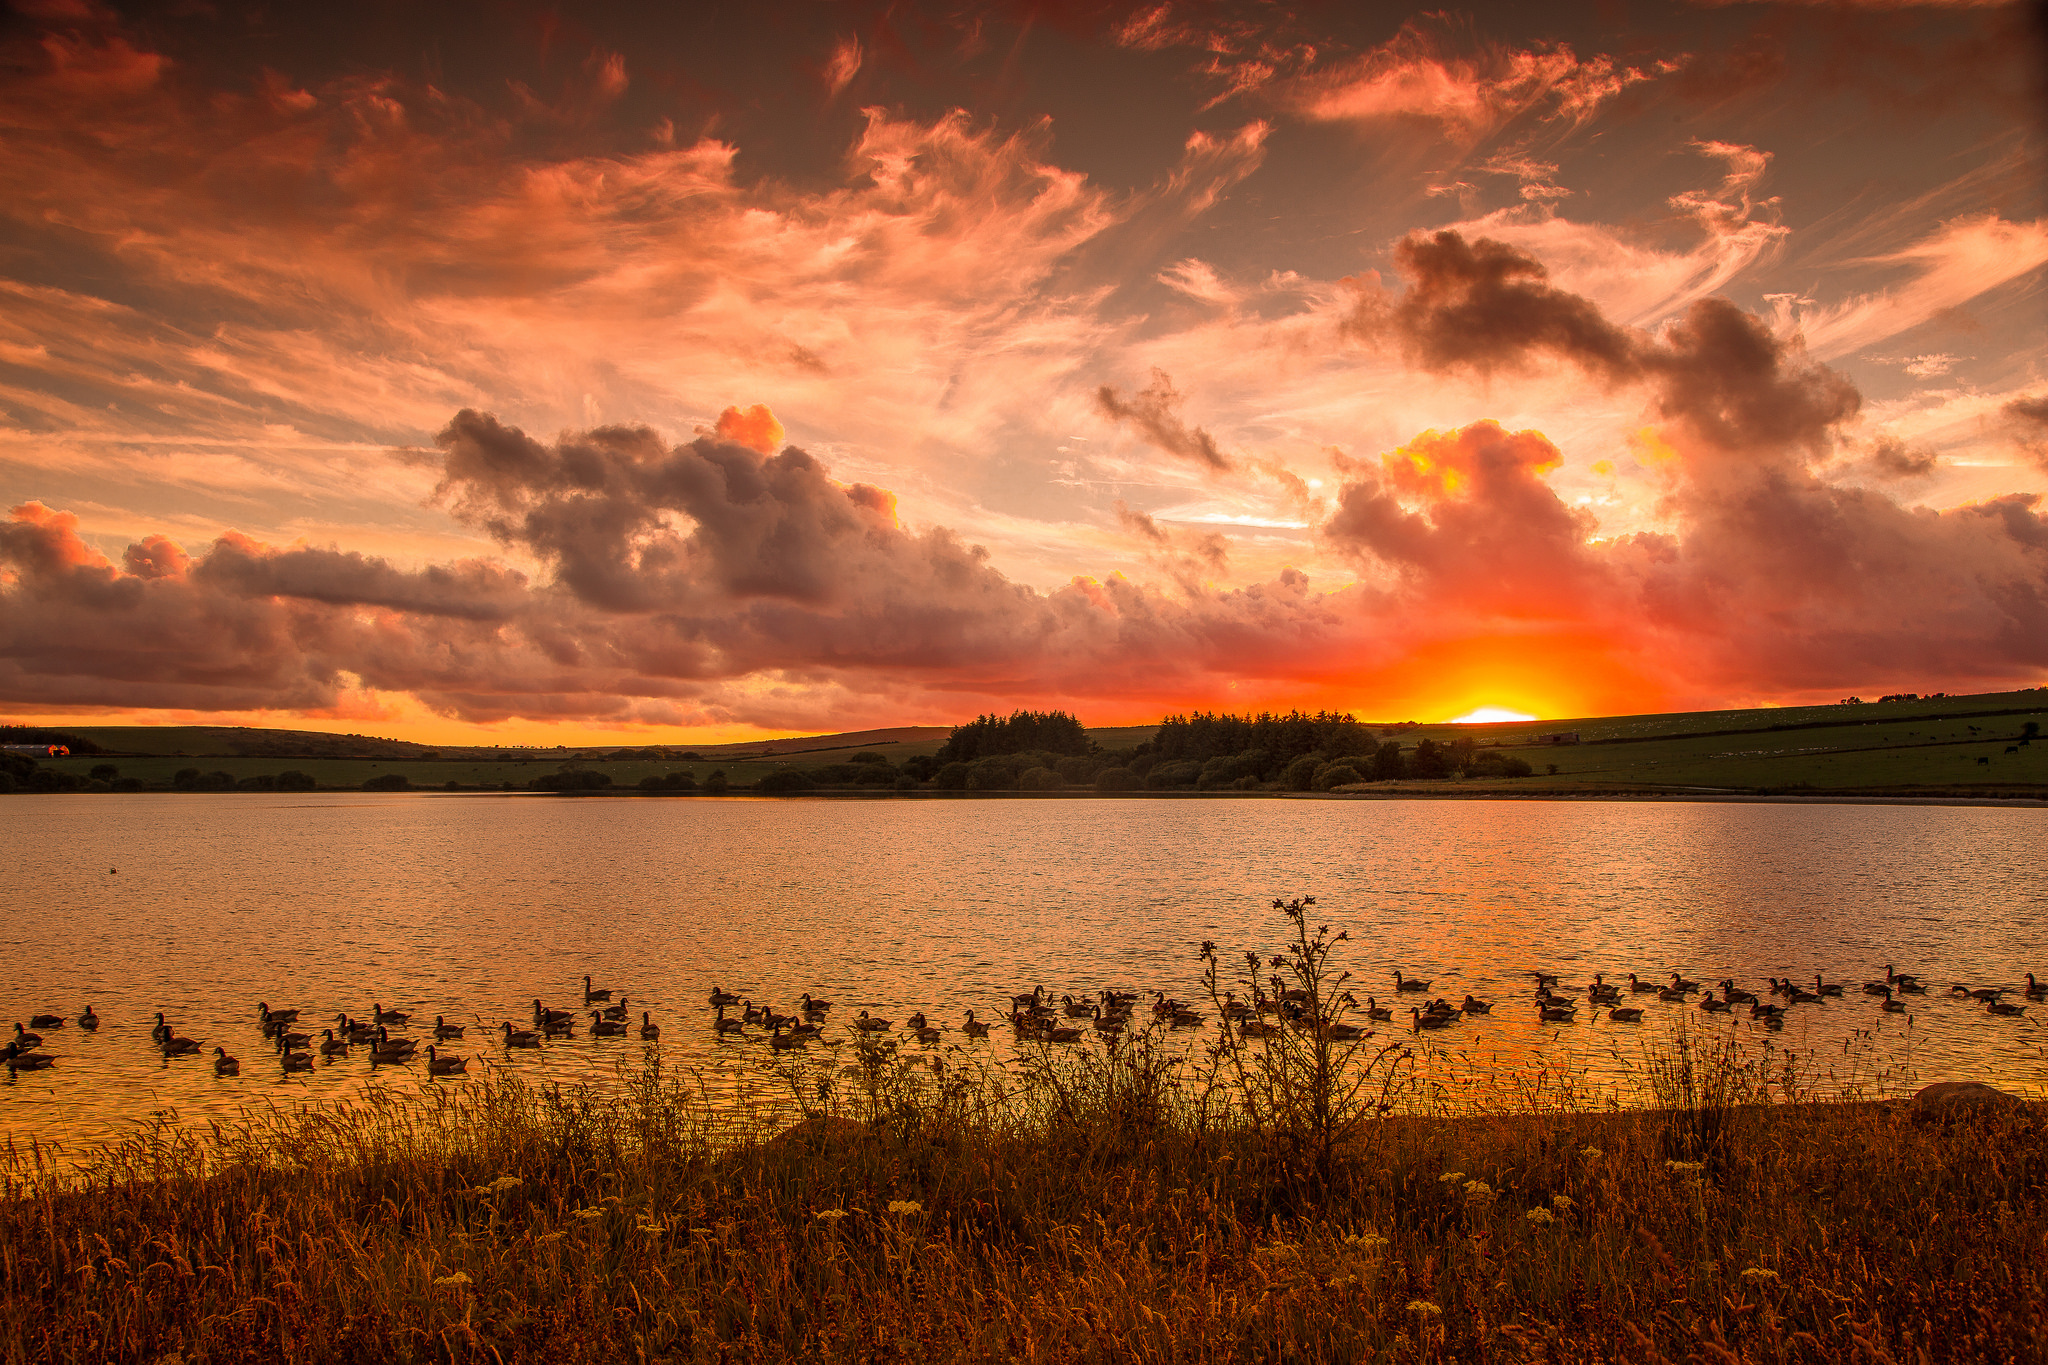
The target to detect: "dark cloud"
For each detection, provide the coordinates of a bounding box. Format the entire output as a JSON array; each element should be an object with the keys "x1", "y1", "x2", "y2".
[
  {"x1": 1867, "y1": 436, "x2": 1938, "y2": 480},
  {"x1": 1093, "y1": 369, "x2": 1234, "y2": 471},
  {"x1": 2008, "y1": 393, "x2": 2048, "y2": 471}
]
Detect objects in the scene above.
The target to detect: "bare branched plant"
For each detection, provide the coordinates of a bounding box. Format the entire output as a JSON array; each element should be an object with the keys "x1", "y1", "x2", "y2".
[{"x1": 1201, "y1": 895, "x2": 1414, "y2": 1193}]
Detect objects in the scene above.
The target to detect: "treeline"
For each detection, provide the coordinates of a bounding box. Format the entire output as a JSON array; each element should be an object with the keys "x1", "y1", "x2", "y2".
[{"x1": 934, "y1": 711, "x2": 1091, "y2": 763}]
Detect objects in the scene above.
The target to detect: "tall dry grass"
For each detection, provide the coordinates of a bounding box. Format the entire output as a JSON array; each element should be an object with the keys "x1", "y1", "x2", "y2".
[{"x1": 2, "y1": 914, "x2": 2042, "y2": 1362}]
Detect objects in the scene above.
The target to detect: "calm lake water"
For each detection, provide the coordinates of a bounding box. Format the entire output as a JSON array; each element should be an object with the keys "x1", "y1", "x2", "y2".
[{"x1": 1, "y1": 793, "x2": 2043, "y2": 1157}]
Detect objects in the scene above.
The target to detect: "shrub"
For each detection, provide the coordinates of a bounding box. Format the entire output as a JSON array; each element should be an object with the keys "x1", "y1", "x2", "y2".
[
  {"x1": 853, "y1": 765, "x2": 896, "y2": 785},
  {"x1": 893, "y1": 775, "x2": 919, "y2": 791},
  {"x1": 363, "y1": 772, "x2": 411, "y2": 791},
  {"x1": 1054, "y1": 755, "x2": 1099, "y2": 783},
  {"x1": 1094, "y1": 766, "x2": 1140, "y2": 792},
  {"x1": 1312, "y1": 763, "x2": 1362, "y2": 791},
  {"x1": 756, "y1": 769, "x2": 815, "y2": 795},
  {"x1": 1017, "y1": 766, "x2": 1062, "y2": 791},
  {"x1": 88, "y1": 763, "x2": 118, "y2": 780},
  {"x1": 933, "y1": 762, "x2": 971, "y2": 790},
  {"x1": 236, "y1": 774, "x2": 277, "y2": 791},
  {"x1": 849, "y1": 751, "x2": 891, "y2": 764},
  {"x1": 85, "y1": 778, "x2": 111, "y2": 792},
  {"x1": 1145, "y1": 759, "x2": 1203, "y2": 788},
  {"x1": 1283, "y1": 753, "x2": 1322, "y2": 790},
  {"x1": 702, "y1": 769, "x2": 729, "y2": 794},
  {"x1": 534, "y1": 770, "x2": 610, "y2": 791},
  {"x1": 638, "y1": 775, "x2": 666, "y2": 792},
  {"x1": 275, "y1": 770, "x2": 316, "y2": 791},
  {"x1": 112, "y1": 777, "x2": 143, "y2": 792},
  {"x1": 172, "y1": 767, "x2": 200, "y2": 790},
  {"x1": 661, "y1": 770, "x2": 697, "y2": 791},
  {"x1": 965, "y1": 766, "x2": 1012, "y2": 791}
]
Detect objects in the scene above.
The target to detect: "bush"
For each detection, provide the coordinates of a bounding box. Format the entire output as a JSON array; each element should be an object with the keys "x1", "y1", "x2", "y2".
[
  {"x1": 85, "y1": 778, "x2": 111, "y2": 793},
  {"x1": 275, "y1": 770, "x2": 316, "y2": 791},
  {"x1": 661, "y1": 770, "x2": 697, "y2": 792},
  {"x1": 703, "y1": 769, "x2": 729, "y2": 794},
  {"x1": 1283, "y1": 753, "x2": 1322, "y2": 791},
  {"x1": 1371, "y1": 740, "x2": 1406, "y2": 781},
  {"x1": 1017, "y1": 766, "x2": 1062, "y2": 791},
  {"x1": 965, "y1": 766, "x2": 1012, "y2": 791},
  {"x1": 112, "y1": 777, "x2": 143, "y2": 792},
  {"x1": 933, "y1": 761, "x2": 971, "y2": 790},
  {"x1": 1054, "y1": 755, "x2": 1100, "y2": 783},
  {"x1": 534, "y1": 770, "x2": 610, "y2": 791},
  {"x1": 1312, "y1": 763, "x2": 1363, "y2": 791},
  {"x1": 237, "y1": 774, "x2": 277, "y2": 792},
  {"x1": 1127, "y1": 753, "x2": 1158, "y2": 778},
  {"x1": 89, "y1": 763, "x2": 118, "y2": 781},
  {"x1": 1094, "y1": 766, "x2": 1140, "y2": 792},
  {"x1": 363, "y1": 773, "x2": 412, "y2": 791},
  {"x1": 854, "y1": 765, "x2": 896, "y2": 785},
  {"x1": 1145, "y1": 759, "x2": 1203, "y2": 789},
  {"x1": 849, "y1": 751, "x2": 891, "y2": 765},
  {"x1": 172, "y1": 767, "x2": 200, "y2": 790},
  {"x1": 196, "y1": 770, "x2": 236, "y2": 791},
  {"x1": 756, "y1": 769, "x2": 815, "y2": 795},
  {"x1": 0, "y1": 771, "x2": 14, "y2": 794},
  {"x1": 638, "y1": 775, "x2": 666, "y2": 792},
  {"x1": 901, "y1": 754, "x2": 940, "y2": 781}
]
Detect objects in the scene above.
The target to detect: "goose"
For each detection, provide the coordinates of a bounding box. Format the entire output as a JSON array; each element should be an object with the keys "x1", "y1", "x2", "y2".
[
  {"x1": 1720, "y1": 981, "x2": 1759, "y2": 1006},
  {"x1": 854, "y1": 1011, "x2": 893, "y2": 1032},
  {"x1": 373, "y1": 1003, "x2": 408, "y2": 1026},
  {"x1": 590, "y1": 1011, "x2": 627, "y2": 1037},
  {"x1": 1325, "y1": 1020, "x2": 1368, "y2": 1041},
  {"x1": 962, "y1": 1010, "x2": 991, "y2": 1038},
  {"x1": 1749, "y1": 1001, "x2": 1784, "y2": 1019},
  {"x1": 1537, "y1": 988, "x2": 1574, "y2": 1007},
  {"x1": 1537, "y1": 1002, "x2": 1577, "y2": 1023},
  {"x1": 1363, "y1": 997, "x2": 1394, "y2": 1022},
  {"x1": 1878, "y1": 987, "x2": 1907, "y2": 1014},
  {"x1": 335, "y1": 1015, "x2": 377, "y2": 1044},
  {"x1": 1894, "y1": 977, "x2": 1928, "y2": 995},
  {"x1": 1237, "y1": 1017, "x2": 1278, "y2": 1037},
  {"x1": 600, "y1": 997, "x2": 629, "y2": 1022},
  {"x1": 2026, "y1": 973, "x2": 2046, "y2": 1001},
  {"x1": 639, "y1": 1012, "x2": 660, "y2": 1041},
  {"x1": 3, "y1": 1043, "x2": 53, "y2": 1071},
  {"x1": 1987, "y1": 998, "x2": 2027, "y2": 1018},
  {"x1": 150, "y1": 1012, "x2": 177, "y2": 1044},
  {"x1": 1461, "y1": 995, "x2": 1493, "y2": 1015},
  {"x1": 1394, "y1": 971, "x2": 1431, "y2": 993},
  {"x1": 760, "y1": 1007, "x2": 794, "y2": 1030},
  {"x1": 1963, "y1": 986, "x2": 2005, "y2": 1003},
  {"x1": 801, "y1": 992, "x2": 834, "y2": 1013},
  {"x1": 790, "y1": 1017, "x2": 822, "y2": 1040},
  {"x1": 258, "y1": 1003, "x2": 300, "y2": 1025},
  {"x1": 539, "y1": 1013, "x2": 574, "y2": 1038},
  {"x1": 1010, "y1": 987, "x2": 1044, "y2": 1011},
  {"x1": 1862, "y1": 976, "x2": 1891, "y2": 996},
  {"x1": 1529, "y1": 971, "x2": 1561, "y2": 988},
  {"x1": 532, "y1": 1000, "x2": 573, "y2": 1027},
  {"x1": 708, "y1": 986, "x2": 739, "y2": 1007},
  {"x1": 426, "y1": 1046, "x2": 468, "y2": 1075},
  {"x1": 13, "y1": 1024, "x2": 43, "y2": 1051},
  {"x1": 1670, "y1": 973, "x2": 1700, "y2": 993},
  {"x1": 1412, "y1": 1007, "x2": 1455, "y2": 1031},
  {"x1": 76, "y1": 1006, "x2": 98, "y2": 1029},
  {"x1": 280, "y1": 1049, "x2": 313, "y2": 1073},
  {"x1": 769, "y1": 1025, "x2": 802, "y2": 1051},
  {"x1": 1627, "y1": 974, "x2": 1659, "y2": 994},
  {"x1": 27, "y1": 1013, "x2": 62, "y2": 1030},
  {"x1": 1009, "y1": 1009, "x2": 1045, "y2": 1038},
  {"x1": 1168, "y1": 1008, "x2": 1205, "y2": 1028},
  {"x1": 1091, "y1": 1005, "x2": 1126, "y2": 1036},
  {"x1": 742, "y1": 1001, "x2": 767, "y2": 1026},
  {"x1": 1062, "y1": 994, "x2": 1094, "y2": 1020},
  {"x1": 583, "y1": 975, "x2": 613, "y2": 1004},
  {"x1": 161, "y1": 1030, "x2": 201, "y2": 1056},
  {"x1": 271, "y1": 1028, "x2": 312, "y2": 1052},
  {"x1": 1785, "y1": 983, "x2": 1822, "y2": 1004},
  {"x1": 1657, "y1": 986, "x2": 1688, "y2": 1002},
  {"x1": 713, "y1": 1009, "x2": 744, "y2": 1037},
  {"x1": 433, "y1": 1016, "x2": 465, "y2": 1040},
  {"x1": 501, "y1": 1021, "x2": 542, "y2": 1048},
  {"x1": 369, "y1": 1028, "x2": 416, "y2": 1063},
  {"x1": 318, "y1": 1028, "x2": 350, "y2": 1057},
  {"x1": 1587, "y1": 976, "x2": 1620, "y2": 1004},
  {"x1": 907, "y1": 1013, "x2": 942, "y2": 1044},
  {"x1": 1221, "y1": 993, "x2": 1252, "y2": 1020},
  {"x1": 213, "y1": 1046, "x2": 240, "y2": 1076},
  {"x1": 1886, "y1": 963, "x2": 1921, "y2": 988},
  {"x1": 1814, "y1": 975, "x2": 1845, "y2": 999},
  {"x1": 1607, "y1": 1006, "x2": 1644, "y2": 1023},
  {"x1": 1045, "y1": 1022, "x2": 1084, "y2": 1043},
  {"x1": 1700, "y1": 996, "x2": 1732, "y2": 1014}
]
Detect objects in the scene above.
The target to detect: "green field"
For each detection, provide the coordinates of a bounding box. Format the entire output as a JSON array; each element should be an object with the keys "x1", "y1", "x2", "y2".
[{"x1": 12, "y1": 690, "x2": 2046, "y2": 798}]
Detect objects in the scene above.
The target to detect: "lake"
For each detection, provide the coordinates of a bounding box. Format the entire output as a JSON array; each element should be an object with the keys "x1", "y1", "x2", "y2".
[{"x1": 1, "y1": 793, "x2": 2043, "y2": 1156}]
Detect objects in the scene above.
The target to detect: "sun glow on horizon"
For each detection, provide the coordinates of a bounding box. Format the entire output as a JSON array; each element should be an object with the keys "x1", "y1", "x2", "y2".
[{"x1": 1447, "y1": 706, "x2": 1539, "y2": 724}]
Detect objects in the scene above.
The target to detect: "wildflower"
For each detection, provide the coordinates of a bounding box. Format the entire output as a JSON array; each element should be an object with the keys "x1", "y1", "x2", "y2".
[
  {"x1": 1343, "y1": 1232, "x2": 1389, "y2": 1252},
  {"x1": 487, "y1": 1175, "x2": 521, "y2": 1193},
  {"x1": 814, "y1": 1208, "x2": 850, "y2": 1222},
  {"x1": 1256, "y1": 1241, "x2": 1299, "y2": 1261},
  {"x1": 1525, "y1": 1207, "x2": 1555, "y2": 1225},
  {"x1": 1438, "y1": 1171, "x2": 1466, "y2": 1184},
  {"x1": 886, "y1": 1199, "x2": 924, "y2": 1216},
  {"x1": 1462, "y1": 1180, "x2": 1495, "y2": 1201},
  {"x1": 1405, "y1": 1299, "x2": 1443, "y2": 1317},
  {"x1": 432, "y1": 1271, "x2": 472, "y2": 1290},
  {"x1": 1551, "y1": 1194, "x2": 1574, "y2": 1211},
  {"x1": 572, "y1": 1207, "x2": 605, "y2": 1221},
  {"x1": 1580, "y1": 1146, "x2": 1602, "y2": 1160},
  {"x1": 536, "y1": 1231, "x2": 565, "y2": 1243},
  {"x1": 1741, "y1": 1266, "x2": 1780, "y2": 1283},
  {"x1": 637, "y1": 1220, "x2": 668, "y2": 1237},
  {"x1": 1665, "y1": 1160, "x2": 1706, "y2": 1174}
]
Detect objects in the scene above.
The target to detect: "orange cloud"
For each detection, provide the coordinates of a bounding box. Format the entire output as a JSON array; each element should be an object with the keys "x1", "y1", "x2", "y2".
[{"x1": 714, "y1": 404, "x2": 786, "y2": 454}]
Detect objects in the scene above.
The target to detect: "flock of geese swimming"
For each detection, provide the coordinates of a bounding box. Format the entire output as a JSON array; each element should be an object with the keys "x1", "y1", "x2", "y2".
[
  {"x1": 4, "y1": 965, "x2": 2037, "y2": 1082},
  {"x1": 0, "y1": 976, "x2": 656, "y2": 1079}
]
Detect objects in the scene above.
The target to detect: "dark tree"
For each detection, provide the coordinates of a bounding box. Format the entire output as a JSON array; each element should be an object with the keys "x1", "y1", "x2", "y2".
[{"x1": 935, "y1": 710, "x2": 1091, "y2": 763}]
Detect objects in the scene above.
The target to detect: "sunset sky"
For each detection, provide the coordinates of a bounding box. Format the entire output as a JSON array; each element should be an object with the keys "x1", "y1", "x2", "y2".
[{"x1": 2, "y1": 0, "x2": 2045, "y2": 744}]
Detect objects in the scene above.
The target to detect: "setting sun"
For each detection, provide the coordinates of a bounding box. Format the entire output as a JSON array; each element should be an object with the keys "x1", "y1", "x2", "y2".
[{"x1": 1448, "y1": 707, "x2": 1539, "y2": 724}]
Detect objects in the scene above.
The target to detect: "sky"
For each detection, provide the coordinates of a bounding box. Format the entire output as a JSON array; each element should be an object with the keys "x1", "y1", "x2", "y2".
[{"x1": 1, "y1": 0, "x2": 2046, "y2": 744}]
